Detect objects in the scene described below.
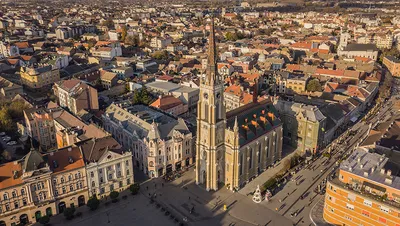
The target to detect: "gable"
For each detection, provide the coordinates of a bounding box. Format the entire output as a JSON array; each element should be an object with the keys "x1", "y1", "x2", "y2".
[{"x1": 98, "y1": 150, "x2": 123, "y2": 164}]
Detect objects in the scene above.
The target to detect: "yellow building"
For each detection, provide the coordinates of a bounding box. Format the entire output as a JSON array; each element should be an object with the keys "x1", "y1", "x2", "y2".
[
  {"x1": 0, "y1": 147, "x2": 88, "y2": 225},
  {"x1": 383, "y1": 56, "x2": 400, "y2": 77},
  {"x1": 195, "y1": 19, "x2": 283, "y2": 192},
  {"x1": 323, "y1": 148, "x2": 400, "y2": 226},
  {"x1": 20, "y1": 65, "x2": 60, "y2": 89}
]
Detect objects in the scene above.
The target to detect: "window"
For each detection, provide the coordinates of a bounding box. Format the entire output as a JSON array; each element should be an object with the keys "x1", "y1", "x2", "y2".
[
  {"x1": 78, "y1": 182, "x2": 83, "y2": 189},
  {"x1": 70, "y1": 184, "x2": 74, "y2": 191},
  {"x1": 62, "y1": 186, "x2": 66, "y2": 194},
  {"x1": 5, "y1": 203, "x2": 10, "y2": 211},
  {"x1": 379, "y1": 217, "x2": 386, "y2": 223},
  {"x1": 68, "y1": 175, "x2": 72, "y2": 181},
  {"x1": 380, "y1": 206, "x2": 389, "y2": 213},
  {"x1": 110, "y1": 184, "x2": 114, "y2": 192},
  {"x1": 22, "y1": 198, "x2": 27, "y2": 206},
  {"x1": 127, "y1": 179, "x2": 131, "y2": 185},
  {"x1": 12, "y1": 190, "x2": 17, "y2": 198},
  {"x1": 92, "y1": 181, "x2": 96, "y2": 187},
  {"x1": 53, "y1": 178, "x2": 57, "y2": 185},
  {"x1": 108, "y1": 174, "x2": 113, "y2": 180},
  {"x1": 37, "y1": 183, "x2": 42, "y2": 190},
  {"x1": 362, "y1": 210, "x2": 369, "y2": 217},
  {"x1": 346, "y1": 204, "x2": 354, "y2": 210},
  {"x1": 54, "y1": 189, "x2": 58, "y2": 196},
  {"x1": 127, "y1": 170, "x2": 130, "y2": 175},
  {"x1": 3, "y1": 193, "x2": 8, "y2": 200},
  {"x1": 100, "y1": 177, "x2": 104, "y2": 183},
  {"x1": 39, "y1": 193, "x2": 43, "y2": 200},
  {"x1": 61, "y1": 177, "x2": 65, "y2": 183},
  {"x1": 344, "y1": 215, "x2": 352, "y2": 221},
  {"x1": 14, "y1": 201, "x2": 19, "y2": 209},
  {"x1": 117, "y1": 163, "x2": 121, "y2": 168},
  {"x1": 363, "y1": 199, "x2": 372, "y2": 207},
  {"x1": 90, "y1": 172, "x2": 94, "y2": 178},
  {"x1": 239, "y1": 154, "x2": 243, "y2": 176},
  {"x1": 125, "y1": 160, "x2": 129, "y2": 166},
  {"x1": 100, "y1": 188, "x2": 105, "y2": 194},
  {"x1": 119, "y1": 181, "x2": 123, "y2": 188},
  {"x1": 33, "y1": 184, "x2": 37, "y2": 191},
  {"x1": 21, "y1": 189, "x2": 25, "y2": 196}
]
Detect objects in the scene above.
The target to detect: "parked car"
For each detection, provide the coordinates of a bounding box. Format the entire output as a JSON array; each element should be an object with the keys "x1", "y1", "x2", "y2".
[
  {"x1": 0, "y1": 132, "x2": 5, "y2": 136},
  {"x1": 2, "y1": 136, "x2": 11, "y2": 142},
  {"x1": 7, "y1": 141, "x2": 17, "y2": 146}
]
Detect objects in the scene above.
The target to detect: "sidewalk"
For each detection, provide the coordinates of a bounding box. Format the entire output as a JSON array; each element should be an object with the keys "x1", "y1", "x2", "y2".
[
  {"x1": 239, "y1": 146, "x2": 299, "y2": 196},
  {"x1": 309, "y1": 196, "x2": 332, "y2": 226}
]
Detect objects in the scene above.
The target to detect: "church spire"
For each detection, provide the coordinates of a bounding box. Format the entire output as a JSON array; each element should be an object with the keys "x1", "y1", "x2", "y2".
[{"x1": 205, "y1": 16, "x2": 219, "y2": 84}]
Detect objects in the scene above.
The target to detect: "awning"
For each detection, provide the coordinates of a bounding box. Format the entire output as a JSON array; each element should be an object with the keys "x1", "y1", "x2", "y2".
[{"x1": 363, "y1": 181, "x2": 386, "y2": 192}]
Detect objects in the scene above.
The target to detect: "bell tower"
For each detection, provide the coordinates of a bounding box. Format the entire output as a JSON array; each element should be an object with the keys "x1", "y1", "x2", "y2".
[{"x1": 195, "y1": 17, "x2": 226, "y2": 191}]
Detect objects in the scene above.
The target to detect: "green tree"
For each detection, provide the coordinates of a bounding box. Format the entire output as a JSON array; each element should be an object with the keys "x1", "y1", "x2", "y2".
[
  {"x1": 39, "y1": 215, "x2": 50, "y2": 225},
  {"x1": 125, "y1": 35, "x2": 139, "y2": 46},
  {"x1": 102, "y1": 18, "x2": 114, "y2": 29},
  {"x1": 306, "y1": 79, "x2": 322, "y2": 92},
  {"x1": 225, "y1": 31, "x2": 238, "y2": 41},
  {"x1": 121, "y1": 26, "x2": 127, "y2": 41},
  {"x1": 109, "y1": 191, "x2": 119, "y2": 201},
  {"x1": 87, "y1": 195, "x2": 100, "y2": 211},
  {"x1": 8, "y1": 100, "x2": 28, "y2": 119},
  {"x1": 0, "y1": 107, "x2": 13, "y2": 132},
  {"x1": 130, "y1": 183, "x2": 140, "y2": 195},
  {"x1": 63, "y1": 207, "x2": 76, "y2": 220},
  {"x1": 151, "y1": 50, "x2": 169, "y2": 60}
]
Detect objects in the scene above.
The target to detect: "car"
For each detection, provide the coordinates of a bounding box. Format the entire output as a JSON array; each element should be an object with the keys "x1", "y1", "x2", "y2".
[
  {"x1": 0, "y1": 132, "x2": 5, "y2": 136},
  {"x1": 2, "y1": 136, "x2": 11, "y2": 142},
  {"x1": 7, "y1": 141, "x2": 17, "y2": 146}
]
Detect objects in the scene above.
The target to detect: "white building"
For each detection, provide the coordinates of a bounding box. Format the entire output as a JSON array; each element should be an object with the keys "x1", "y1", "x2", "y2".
[
  {"x1": 79, "y1": 137, "x2": 134, "y2": 198},
  {"x1": 102, "y1": 102, "x2": 194, "y2": 178}
]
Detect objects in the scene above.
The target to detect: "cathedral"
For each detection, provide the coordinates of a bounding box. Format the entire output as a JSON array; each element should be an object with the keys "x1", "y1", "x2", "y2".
[{"x1": 195, "y1": 19, "x2": 284, "y2": 191}]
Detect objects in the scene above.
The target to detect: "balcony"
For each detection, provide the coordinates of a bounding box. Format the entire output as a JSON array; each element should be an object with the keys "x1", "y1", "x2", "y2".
[{"x1": 330, "y1": 178, "x2": 400, "y2": 209}]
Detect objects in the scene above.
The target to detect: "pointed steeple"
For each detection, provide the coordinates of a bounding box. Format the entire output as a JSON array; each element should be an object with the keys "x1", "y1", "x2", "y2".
[
  {"x1": 205, "y1": 16, "x2": 219, "y2": 85},
  {"x1": 233, "y1": 116, "x2": 239, "y2": 132}
]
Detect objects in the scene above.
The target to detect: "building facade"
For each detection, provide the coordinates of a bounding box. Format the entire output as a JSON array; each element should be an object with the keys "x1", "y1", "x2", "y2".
[
  {"x1": 20, "y1": 66, "x2": 60, "y2": 89},
  {"x1": 195, "y1": 19, "x2": 283, "y2": 192},
  {"x1": 323, "y1": 148, "x2": 400, "y2": 226},
  {"x1": 0, "y1": 147, "x2": 88, "y2": 226},
  {"x1": 102, "y1": 103, "x2": 194, "y2": 178},
  {"x1": 78, "y1": 137, "x2": 134, "y2": 198},
  {"x1": 383, "y1": 56, "x2": 400, "y2": 77},
  {"x1": 273, "y1": 99, "x2": 326, "y2": 154},
  {"x1": 24, "y1": 107, "x2": 61, "y2": 150},
  {"x1": 53, "y1": 79, "x2": 99, "y2": 115}
]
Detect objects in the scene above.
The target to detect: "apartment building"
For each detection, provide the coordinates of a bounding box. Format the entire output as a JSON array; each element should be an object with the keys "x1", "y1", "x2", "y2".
[
  {"x1": 20, "y1": 65, "x2": 60, "y2": 89},
  {"x1": 275, "y1": 73, "x2": 308, "y2": 94},
  {"x1": 383, "y1": 56, "x2": 400, "y2": 77},
  {"x1": 337, "y1": 44, "x2": 379, "y2": 61},
  {"x1": 324, "y1": 148, "x2": 400, "y2": 226},
  {"x1": 0, "y1": 41, "x2": 19, "y2": 59},
  {"x1": 24, "y1": 107, "x2": 61, "y2": 150},
  {"x1": 78, "y1": 137, "x2": 134, "y2": 198},
  {"x1": 274, "y1": 99, "x2": 327, "y2": 154},
  {"x1": 102, "y1": 102, "x2": 194, "y2": 178},
  {"x1": 53, "y1": 79, "x2": 99, "y2": 115},
  {"x1": 0, "y1": 77, "x2": 23, "y2": 100},
  {"x1": 0, "y1": 147, "x2": 88, "y2": 226},
  {"x1": 150, "y1": 36, "x2": 172, "y2": 49}
]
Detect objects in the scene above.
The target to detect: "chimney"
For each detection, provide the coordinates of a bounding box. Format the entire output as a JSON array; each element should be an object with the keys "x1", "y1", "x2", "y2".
[
  {"x1": 68, "y1": 147, "x2": 72, "y2": 152},
  {"x1": 380, "y1": 168, "x2": 385, "y2": 174},
  {"x1": 387, "y1": 170, "x2": 392, "y2": 176}
]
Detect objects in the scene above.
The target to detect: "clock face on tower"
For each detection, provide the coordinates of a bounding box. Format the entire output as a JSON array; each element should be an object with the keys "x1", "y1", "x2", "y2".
[
  {"x1": 203, "y1": 93, "x2": 208, "y2": 99},
  {"x1": 216, "y1": 92, "x2": 221, "y2": 99}
]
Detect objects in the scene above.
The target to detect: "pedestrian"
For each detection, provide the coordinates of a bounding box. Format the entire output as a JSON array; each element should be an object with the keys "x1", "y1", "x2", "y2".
[
  {"x1": 188, "y1": 196, "x2": 191, "y2": 200},
  {"x1": 279, "y1": 199, "x2": 281, "y2": 203},
  {"x1": 275, "y1": 207, "x2": 278, "y2": 211},
  {"x1": 148, "y1": 193, "x2": 151, "y2": 197},
  {"x1": 146, "y1": 186, "x2": 148, "y2": 190},
  {"x1": 287, "y1": 192, "x2": 290, "y2": 196},
  {"x1": 155, "y1": 184, "x2": 157, "y2": 189},
  {"x1": 162, "y1": 183, "x2": 164, "y2": 187}
]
